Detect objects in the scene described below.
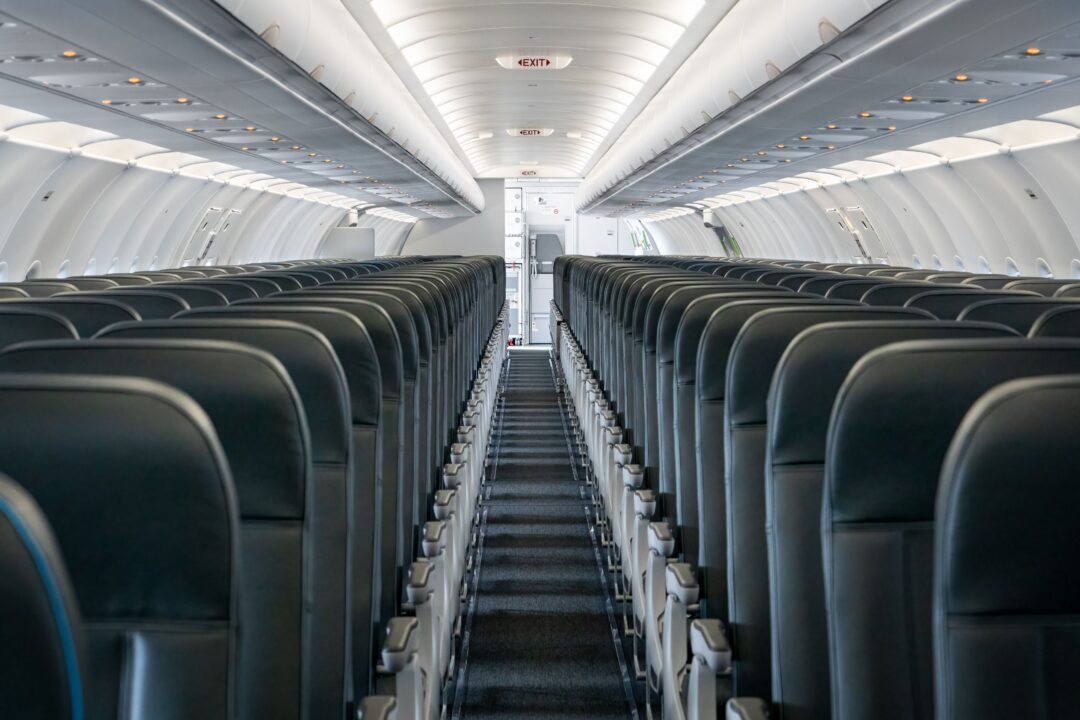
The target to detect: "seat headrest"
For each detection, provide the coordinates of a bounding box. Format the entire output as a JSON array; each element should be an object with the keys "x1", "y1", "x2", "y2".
[
  {"x1": 939, "y1": 375, "x2": 1080, "y2": 615},
  {"x1": 905, "y1": 290, "x2": 1038, "y2": 319},
  {"x1": 138, "y1": 285, "x2": 229, "y2": 308},
  {"x1": 286, "y1": 291, "x2": 420, "y2": 379},
  {"x1": 657, "y1": 287, "x2": 791, "y2": 364},
  {"x1": 0, "y1": 373, "x2": 236, "y2": 621},
  {"x1": 827, "y1": 338, "x2": 1080, "y2": 524},
  {"x1": 957, "y1": 297, "x2": 1080, "y2": 334},
  {"x1": 859, "y1": 282, "x2": 936, "y2": 306},
  {"x1": 331, "y1": 282, "x2": 437, "y2": 353},
  {"x1": 1030, "y1": 305, "x2": 1080, "y2": 338},
  {"x1": 178, "y1": 305, "x2": 380, "y2": 426},
  {"x1": 0, "y1": 307, "x2": 78, "y2": 346},
  {"x1": 98, "y1": 319, "x2": 349, "y2": 465},
  {"x1": 726, "y1": 308, "x2": 933, "y2": 426},
  {"x1": 0, "y1": 340, "x2": 308, "y2": 520},
  {"x1": 770, "y1": 321, "x2": 1018, "y2": 466},
  {"x1": 180, "y1": 281, "x2": 259, "y2": 302},
  {"x1": 675, "y1": 296, "x2": 838, "y2": 385},
  {"x1": 698, "y1": 299, "x2": 851, "y2": 399},
  {"x1": 0, "y1": 298, "x2": 139, "y2": 336},
  {"x1": 0, "y1": 473, "x2": 84, "y2": 720},
  {"x1": 65, "y1": 290, "x2": 190, "y2": 320},
  {"x1": 239, "y1": 298, "x2": 402, "y2": 398}
]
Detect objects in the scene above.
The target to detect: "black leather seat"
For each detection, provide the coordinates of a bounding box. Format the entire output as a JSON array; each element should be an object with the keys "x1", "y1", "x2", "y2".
[
  {"x1": 40, "y1": 277, "x2": 118, "y2": 291},
  {"x1": 0, "y1": 298, "x2": 139, "y2": 336},
  {"x1": 758, "y1": 319, "x2": 1016, "y2": 720},
  {"x1": 85, "y1": 274, "x2": 153, "y2": 286},
  {"x1": 906, "y1": 289, "x2": 1038, "y2": 319},
  {"x1": 799, "y1": 276, "x2": 862, "y2": 296},
  {"x1": 722, "y1": 306, "x2": 932, "y2": 704},
  {"x1": 0, "y1": 307, "x2": 78, "y2": 346},
  {"x1": 0, "y1": 374, "x2": 237, "y2": 719},
  {"x1": 1002, "y1": 278, "x2": 1078, "y2": 295},
  {"x1": 0, "y1": 473, "x2": 85, "y2": 720},
  {"x1": 934, "y1": 375, "x2": 1080, "y2": 720},
  {"x1": 178, "y1": 304, "x2": 383, "y2": 698},
  {"x1": 0, "y1": 341, "x2": 311, "y2": 720},
  {"x1": 1029, "y1": 305, "x2": 1080, "y2": 337},
  {"x1": 822, "y1": 279, "x2": 893, "y2": 300},
  {"x1": 226, "y1": 276, "x2": 286, "y2": 296},
  {"x1": 825, "y1": 338, "x2": 1080, "y2": 720},
  {"x1": 956, "y1": 297, "x2": 1080, "y2": 333},
  {"x1": 959, "y1": 275, "x2": 1015, "y2": 289},
  {"x1": 238, "y1": 296, "x2": 406, "y2": 636},
  {"x1": 63, "y1": 289, "x2": 189, "y2": 319},
  {"x1": 97, "y1": 318, "x2": 352, "y2": 719}
]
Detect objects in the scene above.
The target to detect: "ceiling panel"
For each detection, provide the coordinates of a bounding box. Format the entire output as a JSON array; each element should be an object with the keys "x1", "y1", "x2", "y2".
[{"x1": 367, "y1": 0, "x2": 707, "y2": 178}]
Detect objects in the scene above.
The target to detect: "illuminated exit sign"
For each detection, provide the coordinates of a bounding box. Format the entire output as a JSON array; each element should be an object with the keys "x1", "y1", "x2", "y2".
[
  {"x1": 506, "y1": 128, "x2": 554, "y2": 137},
  {"x1": 496, "y1": 54, "x2": 573, "y2": 70}
]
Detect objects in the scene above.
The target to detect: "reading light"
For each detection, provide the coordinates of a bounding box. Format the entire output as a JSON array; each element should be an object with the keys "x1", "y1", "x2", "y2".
[
  {"x1": 977, "y1": 97, "x2": 989, "y2": 104},
  {"x1": 215, "y1": 113, "x2": 226, "y2": 119},
  {"x1": 291, "y1": 145, "x2": 301, "y2": 150},
  {"x1": 177, "y1": 97, "x2": 189, "y2": 104},
  {"x1": 954, "y1": 73, "x2": 969, "y2": 81},
  {"x1": 184, "y1": 127, "x2": 194, "y2": 132},
  {"x1": 1026, "y1": 47, "x2": 1042, "y2": 56},
  {"x1": 270, "y1": 136, "x2": 280, "y2": 142},
  {"x1": 826, "y1": 144, "x2": 836, "y2": 150},
  {"x1": 887, "y1": 125, "x2": 897, "y2": 131},
  {"x1": 308, "y1": 152, "x2": 317, "y2": 157},
  {"x1": 901, "y1": 95, "x2": 914, "y2": 102},
  {"x1": 241, "y1": 146, "x2": 249, "y2": 151},
  {"x1": 826, "y1": 123, "x2": 838, "y2": 129},
  {"x1": 101, "y1": 99, "x2": 112, "y2": 105},
  {"x1": 61, "y1": 50, "x2": 78, "y2": 58},
  {"x1": 127, "y1": 76, "x2": 141, "y2": 84},
  {"x1": 799, "y1": 135, "x2": 810, "y2": 140},
  {"x1": 776, "y1": 143, "x2": 786, "y2": 149},
  {"x1": 245, "y1": 126, "x2": 256, "y2": 131},
  {"x1": 859, "y1": 111, "x2": 872, "y2": 118},
  {"x1": 756, "y1": 151, "x2": 767, "y2": 156}
]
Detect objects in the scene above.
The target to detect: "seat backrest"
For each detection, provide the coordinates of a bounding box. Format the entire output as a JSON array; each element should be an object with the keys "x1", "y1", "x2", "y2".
[
  {"x1": 0, "y1": 473, "x2": 85, "y2": 720},
  {"x1": 0, "y1": 374, "x2": 237, "y2": 720},
  {"x1": 1029, "y1": 305, "x2": 1080, "y2": 337},
  {"x1": 178, "y1": 304, "x2": 382, "y2": 698},
  {"x1": 97, "y1": 319, "x2": 351, "y2": 719},
  {"x1": 934, "y1": 375, "x2": 1080, "y2": 720},
  {"x1": 957, "y1": 297, "x2": 1080, "y2": 334},
  {"x1": 41, "y1": 277, "x2": 118, "y2": 291},
  {"x1": 0, "y1": 281, "x2": 78, "y2": 297},
  {"x1": 62, "y1": 290, "x2": 189, "y2": 319},
  {"x1": 226, "y1": 276, "x2": 286, "y2": 296},
  {"x1": 825, "y1": 338, "x2": 1080, "y2": 720},
  {"x1": 959, "y1": 275, "x2": 1015, "y2": 289},
  {"x1": 0, "y1": 307, "x2": 78, "y2": 346},
  {"x1": 0, "y1": 298, "x2": 139, "y2": 336},
  {"x1": 87, "y1": 274, "x2": 153, "y2": 286},
  {"x1": 799, "y1": 276, "x2": 861, "y2": 296},
  {"x1": 925, "y1": 273, "x2": 973, "y2": 284},
  {"x1": 723, "y1": 307, "x2": 932, "y2": 704},
  {"x1": 0, "y1": 342, "x2": 309, "y2": 720},
  {"x1": 906, "y1": 289, "x2": 1038, "y2": 319},
  {"x1": 765, "y1": 320, "x2": 1017, "y2": 720}
]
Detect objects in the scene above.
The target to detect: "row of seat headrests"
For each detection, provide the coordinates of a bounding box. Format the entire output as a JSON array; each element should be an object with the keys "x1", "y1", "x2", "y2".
[
  {"x1": 0, "y1": 254, "x2": 508, "y2": 720},
  {"x1": 553, "y1": 254, "x2": 1080, "y2": 720}
]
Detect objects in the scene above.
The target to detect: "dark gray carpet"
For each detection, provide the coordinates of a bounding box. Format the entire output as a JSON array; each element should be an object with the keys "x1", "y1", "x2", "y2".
[{"x1": 456, "y1": 349, "x2": 633, "y2": 720}]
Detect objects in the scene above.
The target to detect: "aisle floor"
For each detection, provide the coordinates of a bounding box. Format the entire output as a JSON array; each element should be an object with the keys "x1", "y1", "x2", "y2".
[{"x1": 455, "y1": 348, "x2": 634, "y2": 720}]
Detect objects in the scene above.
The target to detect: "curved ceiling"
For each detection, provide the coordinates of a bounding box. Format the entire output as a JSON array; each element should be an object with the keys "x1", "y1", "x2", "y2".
[{"x1": 367, "y1": 0, "x2": 707, "y2": 178}]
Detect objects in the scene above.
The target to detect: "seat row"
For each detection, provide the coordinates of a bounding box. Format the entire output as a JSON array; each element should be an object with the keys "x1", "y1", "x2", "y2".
[
  {"x1": 0, "y1": 255, "x2": 509, "y2": 720},
  {"x1": 552, "y1": 254, "x2": 1080, "y2": 720}
]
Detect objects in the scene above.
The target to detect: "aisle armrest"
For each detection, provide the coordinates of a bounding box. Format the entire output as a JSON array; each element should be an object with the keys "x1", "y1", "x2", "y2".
[
  {"x1": 726, "y1": 698, "x2": 769, "y2": 720},
  {"x1": 357, "y1": 695, "x2": 397, "y2": 720}
]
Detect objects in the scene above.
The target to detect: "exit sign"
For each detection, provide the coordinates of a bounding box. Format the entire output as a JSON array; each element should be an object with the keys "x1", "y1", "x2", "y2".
[
  {"x1": 517, "y1": 57, "x2": 551, "y2": 68},
  {"x1": 506, "y1": 128, "x2": 554, "y2": 137},
  {"x1": 496, "y1": 54, "x2": 573, "y2": 70}
]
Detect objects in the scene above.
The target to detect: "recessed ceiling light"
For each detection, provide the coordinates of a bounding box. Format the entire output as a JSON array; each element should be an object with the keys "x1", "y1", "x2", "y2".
[
  {"x1": 324, "y1": 159, "x2": 332, "y2": 163},
  {"x1": 776, "y1": 143, "x2": 786, "y2": 149},
  {"x1": 901, "y1": 95, "x2": 914, "y2": 102},
  {"x1": 177, "y1": 97, "x2": 190, "y2": 104},
  {"x1": 826, "y1": 123, "x2": 838, "y2": 129},
  {"x1": 215, "y1": 113, "x2": 226, "y2": 120},
  {"x1": 101, "y1": 99, "x2": 112, "y2": 105},
  {"x1": 784, "y1": 159, "x2": 792, "y2": 163},
  {"x1": 61, "y1": 50, "x2": 78, "y2": 58},
  {"x1": 954, "y1": 73, "x2": 969, "y2": 82},
  {"x1": 859, "y1": 111, "x2": 872, "y2": 118},
  {"x1": 799, "y1": 135, "x2": 810, "y2": 141},
  {"x1": 740, "y1": 157, "x2": 749, "y2": 162},
  {"x1": 977, "y1": 97, "x2": 989, "y2": 104},
  {"x1": 826, "y1": 144, "x2": 836, "y2": 150},
  {"x1": 245, "y1": 125, "x2": 256, "y2": 131},
  {"x1": 291, "y1": 145, "x2": 301, "y2": 150},
  {"x1": 241, "y1": 146, "x2": 249, "y2": 151},
  {"x1": 886, "y1": 125, "x2": 897, "y2": 131},
  {"x1": 756, "y1": 151, "x2": 767, "y2": 156},
  {"x1": 1026, "y1": 47, "x2": 1042, "y2": 56},
  {"x1": 127, "y1": 76, "x2": 141, "y2": 84},
  {"x1": 184, "y1": 127, "x2": 194, "y2": 132},
  {"x1": 270, "y1": 136, "x2": 280, "y2": 142}
]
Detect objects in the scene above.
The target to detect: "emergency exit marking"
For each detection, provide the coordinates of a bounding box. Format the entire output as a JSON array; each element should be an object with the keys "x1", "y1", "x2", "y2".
[{"x1": 517, "y1": 57, "x2": 552, "y2": 68}]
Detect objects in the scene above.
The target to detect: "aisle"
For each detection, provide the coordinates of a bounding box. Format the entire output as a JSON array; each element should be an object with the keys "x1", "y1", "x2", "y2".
[{"x1": 454, "y1": 348, "x2": 635, "y2": 720}]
